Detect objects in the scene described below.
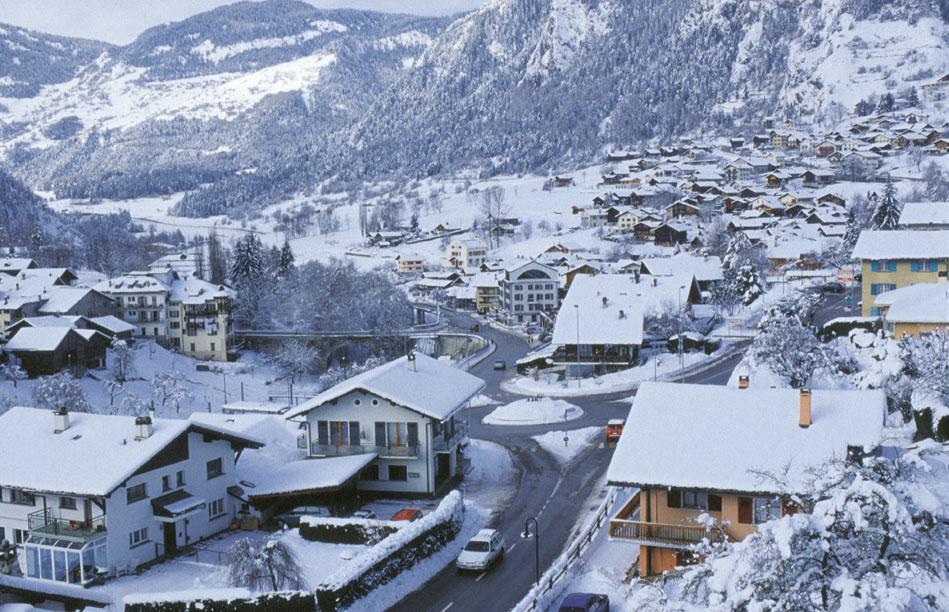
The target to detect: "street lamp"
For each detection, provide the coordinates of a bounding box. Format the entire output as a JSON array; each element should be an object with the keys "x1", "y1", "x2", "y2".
[
  {"x1": 678, "y1": 286, "x2": 685, "y2": 381},
  {"x1": 574, "y1": 304, "x2": 580, "y2": 388},
  {"x1": 521, "y1": 516, "x2": 540, "y2": 585}
]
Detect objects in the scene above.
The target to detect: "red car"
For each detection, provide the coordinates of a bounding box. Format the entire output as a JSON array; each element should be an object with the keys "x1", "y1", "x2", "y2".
[
  {"x1": 391, "y1": 508, "x2": 424, "y2": 522},
  {"x1": 605, "y1": 419, "x2": 625, "y2": 443}
]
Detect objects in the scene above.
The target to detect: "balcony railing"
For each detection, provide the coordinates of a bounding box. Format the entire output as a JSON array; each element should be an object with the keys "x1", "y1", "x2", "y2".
[
  {"x1": 310, "y1": 443, "x2": 419, "y2": 459},
  {"x1": 433, "y1": 421, "x2": 469, "y2": 452},
  {"x1": 608, "y1": 493, "x2": 723, "y2": 549},
  {"x1": 28, "y1": 509, "x2": 106, "y2": 542}
]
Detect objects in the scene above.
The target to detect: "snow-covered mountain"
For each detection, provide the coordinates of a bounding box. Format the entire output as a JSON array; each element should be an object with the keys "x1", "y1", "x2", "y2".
[
  {"x1": 0, "y1": 0, "x2": 946, "y2": 214},
  {"x1": 0, "y1": 0, "x2": 445, "y2": 206},
  {"x1": 341, "y1": 0, "x2": 947, "y2": 180}
]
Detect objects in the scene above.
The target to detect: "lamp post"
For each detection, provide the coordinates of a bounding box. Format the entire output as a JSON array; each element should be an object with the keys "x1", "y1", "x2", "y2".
[
  {"x1": 521, "y1": 516, "x2": 540, "y2": 585},
  {"x1": 678, "y1": 286, "x2": 685, "y2": 381},
  {"x1": 574, "y1": 304, "x2": 580, "y2": 388}
]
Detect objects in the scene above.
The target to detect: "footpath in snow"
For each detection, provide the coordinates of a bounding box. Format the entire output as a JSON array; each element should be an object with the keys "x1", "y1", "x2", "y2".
[{"x1": 482, "y1": 398, "x2": 583, "y2": 425}]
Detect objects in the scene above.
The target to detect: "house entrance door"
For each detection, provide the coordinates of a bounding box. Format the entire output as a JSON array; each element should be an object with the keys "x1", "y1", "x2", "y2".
[{"x1": 163, "y1": 522, "x2": 177, "y2": 555}]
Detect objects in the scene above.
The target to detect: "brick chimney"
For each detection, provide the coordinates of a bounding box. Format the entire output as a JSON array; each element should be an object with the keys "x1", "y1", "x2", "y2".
[{"x1": 799, "y1": 388, "x2": 812, "y2": 428}]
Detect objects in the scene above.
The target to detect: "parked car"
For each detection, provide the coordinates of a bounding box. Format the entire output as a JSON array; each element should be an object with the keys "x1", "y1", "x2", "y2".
[
  {"x1": 559, "y1": 593, "x2": 610, "y2": 612},
  {"x1": 493, "y1": 360, "x2": 507, "y2": 370},
  {"x1": 821, "y1": 281, "x2": 846, "y2": 293},
  {"x1": 391, "y1": 508, "x2": 424, "y2": 522},
  {"x1": 605, "y1": 419, "x2": 625, "y2": 443},
  {"x1": 352, "y1": 509, "x2": 377, "y2": 520},
  {"x1": 273, "y1": 505, "x2": 331, "y2": 529},
  {"x1": 470, "y1": 323, "x2": 480, "y2": 332},
  {"x1": 456, "y1": 529, "x2": 505, "y2": 571}
]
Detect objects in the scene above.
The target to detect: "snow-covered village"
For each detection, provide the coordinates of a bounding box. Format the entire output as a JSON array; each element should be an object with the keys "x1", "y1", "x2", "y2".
[{"x1": 0, "y1": 1, "x2": 946, "y2": 611}]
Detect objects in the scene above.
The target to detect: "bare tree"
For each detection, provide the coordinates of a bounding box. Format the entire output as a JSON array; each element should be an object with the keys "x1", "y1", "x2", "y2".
[
  {"x1": 478, "y1": 186, "x2": 510, "y2": 249},
  {"x1": 227, "y1": 537, "x2": 306, "y2": 592}
]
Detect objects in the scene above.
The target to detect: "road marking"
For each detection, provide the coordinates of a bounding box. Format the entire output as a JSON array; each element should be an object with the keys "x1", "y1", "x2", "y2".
[
  {"x1": 507, "y1": 543, "x2": 517, "y2": 553},
  {"x1": 440, "y1": 603, "x2": 454, "y2": 612},
  {"x1": 475, "y1": 571, "x2": 488, "y2": 582}
]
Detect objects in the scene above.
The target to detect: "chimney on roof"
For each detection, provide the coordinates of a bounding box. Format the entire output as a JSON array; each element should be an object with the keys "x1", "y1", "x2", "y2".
[
  {"x1": 406, "y1": 351, "x2": 417, "y2": 372},
  {"x1": 53, "y1": 407, "x2": 69, "y2": 433},
  {"x1": 799, "y1": 388, "x2": 812, "y2": 428},
  {"x1": 135, "y1": 414, "x2": 153, "y2": 440}
]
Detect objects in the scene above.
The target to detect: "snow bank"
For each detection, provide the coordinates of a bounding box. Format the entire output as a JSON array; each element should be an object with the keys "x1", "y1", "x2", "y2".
[
  {"x1": 532, "y1": 426, "x2": 602, "y2": 465},
  {"x1": 482, "y1": 398, "x2": 583, "y2": 425}
]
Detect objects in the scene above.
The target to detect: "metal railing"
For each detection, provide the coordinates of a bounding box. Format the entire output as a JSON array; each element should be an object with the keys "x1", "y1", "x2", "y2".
[
  {"x1": 433, "y1": 421, "x2": 469, "y2": 452},
  {"x1": 28, "y1": 509, "x2": 106, "y2": 541},
  {"x1": 310, "y1": 443, "x2": 419, "y2": 458}
]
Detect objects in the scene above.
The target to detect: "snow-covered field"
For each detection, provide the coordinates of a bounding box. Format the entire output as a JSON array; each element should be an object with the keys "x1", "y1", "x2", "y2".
[
  {"x1": 532, "y1": 426, "x2": 602, "y2": 465},
  {"x1": 482, "y1": 398, "x2": 583, "y2": 426}
]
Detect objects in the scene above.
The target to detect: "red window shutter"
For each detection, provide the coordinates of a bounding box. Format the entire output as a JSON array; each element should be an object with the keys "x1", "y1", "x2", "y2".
[
  {"x1": 738, "y1": 496, "x2": 753, "y2": 524},
  {"x1": 708, "y1": 494, "x2": 722, "y2": 512},
  {"x1": 667, "y1": 490, "x2": 681, "y2": 508}
]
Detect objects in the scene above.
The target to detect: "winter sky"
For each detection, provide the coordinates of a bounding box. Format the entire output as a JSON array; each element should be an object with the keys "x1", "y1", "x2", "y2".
[{"x1": 0, "y1": 0, "x2": 486, "y2": 44}]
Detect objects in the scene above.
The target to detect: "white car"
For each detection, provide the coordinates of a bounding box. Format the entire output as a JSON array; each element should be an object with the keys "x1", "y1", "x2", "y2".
[{"x1": 456, "y1": 529, "x2": 505, "y2": 571}]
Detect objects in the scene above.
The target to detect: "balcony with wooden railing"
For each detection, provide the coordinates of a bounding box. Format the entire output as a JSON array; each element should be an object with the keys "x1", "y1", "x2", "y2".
[{"x1": 608, "y1": 492, "x2": 724, "y2": 549}]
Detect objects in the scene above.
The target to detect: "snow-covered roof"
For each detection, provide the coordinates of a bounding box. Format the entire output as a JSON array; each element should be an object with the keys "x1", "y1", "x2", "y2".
[
  {"x1": 88, "y1": 315, "x2": 136, "y2": 334},
  {"x1": 38, "y1": 287, "x2": 106, "y2": 314},
  {"x1": 10, "y1": 315, "x2": 82, "y2": 329},
  {"x1": 0, "y1": 407, "x2": 263, "y2": 497},
  {"x1": 640, "y1": 254, "x2": 723, "y2": 282},
  {"x1": 552, "y1": 274, "x2": 645, "y2": 347},
  {"x1": 247, "y1": 454, "x2": 377, "y2": 499},
  {"x1": 221, "y1": 401, "x2": 290, "y2": 414},
  {"x1": 169, "y1": 277, "x2": 235, "y2": 304},
  {"x1": 876, "y1": 283, "x2": 949, "y2": 324},
  {"x1": 4, "y1": 327, "x2": 73, "y2": 351},
  {"x1": 286, "y1": 353, "x2": 484, "y2": 421},
  {"x1": 852, "y1": 230, "x2": 949, "y2": 260},
  {"x1": 898, "y1": 202, "x2": 949, "y2": 228},
  {"x1": 95, "y1": 272, "x2": 170, "y2": 294},
  {"x1": 607, "y1": 383, "x2": 885, "y2": 494}
]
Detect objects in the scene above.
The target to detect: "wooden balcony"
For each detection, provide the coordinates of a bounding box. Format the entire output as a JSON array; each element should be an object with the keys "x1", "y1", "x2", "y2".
[{"x1": 608, "y1": 492, "x2": 723, "y2": 549}]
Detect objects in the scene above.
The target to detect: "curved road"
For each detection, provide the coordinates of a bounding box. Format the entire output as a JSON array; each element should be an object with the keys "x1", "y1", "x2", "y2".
[{"x1": 391, "y1": 308, "x2": 746, "y2": 612}]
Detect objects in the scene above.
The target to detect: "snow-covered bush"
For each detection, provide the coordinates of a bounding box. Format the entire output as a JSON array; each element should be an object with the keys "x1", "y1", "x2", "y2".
[
  {"x1": 750, "y1": 304, "x2": 830, "y2": 388},
  {"x1": 31, "y1": 372, "x2": 91, "y2": 413},
  {"x1": 124, "y1": 590, "x2": 314, "y2": 612},
  {"x1": 299, "y1": 516, "x2": 399, "y2": 545},
  {"x1": 110, "y1": 338, "x2": 135, "y2": 383}
]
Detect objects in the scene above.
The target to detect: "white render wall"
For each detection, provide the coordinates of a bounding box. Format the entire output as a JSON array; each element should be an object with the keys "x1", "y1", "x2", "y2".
[{"x1": 303, "y1": 390, "x2": 445, "y2": 495}]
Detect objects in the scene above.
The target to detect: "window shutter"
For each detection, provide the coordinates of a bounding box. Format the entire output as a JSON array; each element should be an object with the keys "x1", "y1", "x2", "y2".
[
  {"x1": 374, "y1": 422, "x2": 386, "y2": 447},
  {"x1": 738, "y1": 496, "x2": 753, "y2": 524},
  {"x1": 708, "y1": 494, "x2": 722, "y2": 512},
  {"x1": 349, "y1": 422, "x2": 360, "y2": 446},
  {"x1": 316, "y1": 421, "x2": 328, "y2": 446},
  {"x1": 870, "y1": 261, "x2": 878, "y2": 272},
  {"x1": 407, "y1": 423, "x2": 419, "y2": 447},
  {"x1": 667, "y1": 490, "x2": 681, "y2": 508}
]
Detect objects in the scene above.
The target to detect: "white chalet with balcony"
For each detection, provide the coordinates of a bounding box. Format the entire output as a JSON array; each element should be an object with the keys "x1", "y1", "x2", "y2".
[
  {"x1": 286, "y1": 353, "x2": 484, "y2": 496},
  {"x1": 0, "y1": 407, "x2": 261, "y2": 585}
]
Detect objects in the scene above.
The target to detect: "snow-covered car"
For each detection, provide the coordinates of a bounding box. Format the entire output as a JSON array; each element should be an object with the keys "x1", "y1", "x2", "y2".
[
  {"x1": 352, "y1": 509, "x2": 377, "y2": 520},
  {"x1": 493, "y1": 360, "x2": 507, "y2": 370},
  {"x1": 273, "y1": 505, "x2": 331, "y2": 528},
  {"x1": 559, "y1": 592, "x2": 609, "y2": 612},
  {"x1": 456, "y1": 529, "x2": 505, "y2": 571}
]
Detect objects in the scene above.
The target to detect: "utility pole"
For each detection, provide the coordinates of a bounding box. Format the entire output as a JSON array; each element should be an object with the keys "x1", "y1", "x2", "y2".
[{"x1": 574, "y1": 304, "x2": 580, "y2": 388}]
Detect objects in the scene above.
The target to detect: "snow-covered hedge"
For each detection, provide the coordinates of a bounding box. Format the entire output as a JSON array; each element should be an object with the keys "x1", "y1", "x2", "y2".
[
  {"x1": 123, "y1": 589, "x2": 314, "y2": 611},
  {"x1": 819, "y1": 316, "x2": 880, "y2": 341},
  {"x1": 316, "y1": 490, "x2": 464, "y2": 611},
  {"x1": 298, "y1": 516, "x2": 400, "y2": 544}
]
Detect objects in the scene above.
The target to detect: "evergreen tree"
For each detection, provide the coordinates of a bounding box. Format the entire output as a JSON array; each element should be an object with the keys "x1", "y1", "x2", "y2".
[
  {"x1": 869, "y1": 177, "x2": 902, "y2": 230},
  {"x1": 875, "y1": 92, "x2": 895, "y2": 113},
  {"x1": 907, "y1": 86, "x2": 920, "y2": 107},
  {"x1": 230, "y1": 234, "x2": 265, "y2": 285},
  {"x1": 734, "y1": 263, "x2": 763, "y2": 306},
  {"x1": 277, "y1": 238, "x2": 295, "y2": 278}
]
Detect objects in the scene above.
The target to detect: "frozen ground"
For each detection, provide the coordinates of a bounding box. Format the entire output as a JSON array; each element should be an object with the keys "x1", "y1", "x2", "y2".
[
  {"x1": 482, "y1": 398, "x2": 583, "y2": 426},
  {"x1": 532, "y1": 426, "x2": 602, "y2": 466},
  {"x1": 462, "y1": 438, "x2": 518, "y2": 517}
]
